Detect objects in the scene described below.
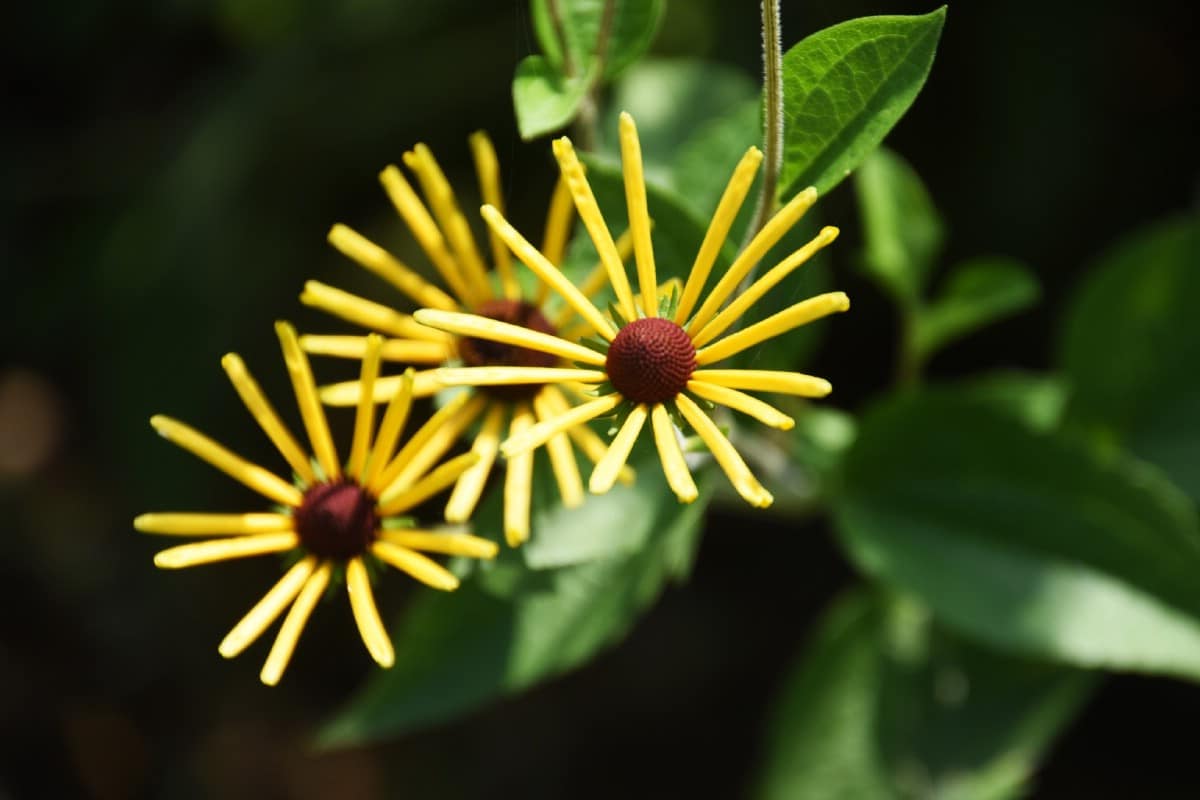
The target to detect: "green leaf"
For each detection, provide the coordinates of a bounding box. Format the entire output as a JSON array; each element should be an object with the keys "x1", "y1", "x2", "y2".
[
  {"x1": 954, "y1": 371, "x2": 1067, "y2": 433},
  {"x1": 914, "y1": 257, "x2": 1040, "y2": 360},
  {"x1": 756, "y1": 590, "x2": 1094, "y2": 800},
  {"x1": 855, "y1": 146, "x2": 944, "y2": 303},
  {"x1": 599, "y1": 59, "x2": 758, "y2": 184},
  {"x1": 531, "y1": 0, "x2": 665, "y2": 82},
  {"x1": 512, "y1": 54, "x2": 591, "y2": 140},
  {"x1": 318, "y1": 458, "x2": 713, "y2": 745},
  {"x1": 779, "y1": 8, "x2": 946, "y2": 198},
  {"x1": 1059, "y1": 216, "x2": 1200, "y2": 502},
  {"x1": 671, "y1": 96, "x2": 762, "y2": 219},
  {"x1": 833, "y1": 389, "x2": 1200, "y2": 680}
]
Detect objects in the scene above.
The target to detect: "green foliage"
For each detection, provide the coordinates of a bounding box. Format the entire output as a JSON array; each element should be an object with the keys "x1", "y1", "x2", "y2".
[
  {"x1": 756, "y1": 591, "x2": 1094, "y2": 800},
  {"x1": 914, "y1": 257, "x2": 1040, "y2": 360},
  {"x1": 512, "y1": 55, "x2": 592, "y2": 140},
  {"x1": 531, "y1": 0, "x2": 664, "y2": 81},
  {"x1": 319, "y1": 452, "x2": 712, "y2": 745},
  {"x1": 954, "y1": 371, "x2": 1067, "y2": 433},
  {"x1": 834, "y1": 389, "x2": 1200, "y2": 679},
  {"x1": 779, "y1": 8, "x2": 946, "y2": 199},
  {"x1": 515, "y1": 0, "x2": 665, "y2": 139},
  {"x1": 855, "y1": 146, "x2": 945, "y2": 304},
  {"x1": 1059, "y1": 216, "x2": 1200, "y2": 502}
]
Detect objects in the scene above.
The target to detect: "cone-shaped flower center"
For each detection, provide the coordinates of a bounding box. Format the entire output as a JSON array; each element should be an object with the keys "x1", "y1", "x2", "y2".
[
  {"x1": 294, "y1": 480, "x2": 378, "y2": 560},
  {"x1": 606, "y1": 318, "x2": 697, "y2": 404},
  {"x1": 459, "y1": 299, "x2": 559, "y2": 400}
]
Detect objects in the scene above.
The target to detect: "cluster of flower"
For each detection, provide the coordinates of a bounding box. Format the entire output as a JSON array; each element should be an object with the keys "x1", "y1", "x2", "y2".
[{"x1": 135, "y1": 113, "x2": 848, "y2": 684}]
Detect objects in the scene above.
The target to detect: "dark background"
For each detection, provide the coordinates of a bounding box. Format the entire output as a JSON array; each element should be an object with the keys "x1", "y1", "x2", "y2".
[{"x1": 3, "y1": 0, "x2": 1197, "y2": 797}]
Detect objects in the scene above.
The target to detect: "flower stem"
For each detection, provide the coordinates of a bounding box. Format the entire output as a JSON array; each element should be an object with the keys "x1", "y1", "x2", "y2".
[
  {"x1": 568, "y1": 0, "x2": 617, "y2": 152},
  {"x1": 741, "y1": 0, "x2": 784, "y2": 250}
]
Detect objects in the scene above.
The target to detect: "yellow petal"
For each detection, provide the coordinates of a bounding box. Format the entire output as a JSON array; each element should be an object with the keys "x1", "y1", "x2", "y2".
[
  {"x1": 150, "y1": 416, "x2": 302, "y2": 507},
  {"x1": 692, "y1": 369, "x2": 832, "y2": 397},
  {"x1": 695, "y1": 292, "x2": 850, "y2": 366},
  {"x1": 153, "y1": 532, "x2": 299, "y2": 569},
  {"x1": 379, "y1": 164, "x2": 476, "y2": 306},
  {"x1": 618, "y1": 112, "x2": 659, "y2": 318},
  {"x1": 539, "y1": 387, "x2": 635, "y2": 484},
  {"x1": 434, "y1": 366, "x2": 605, "y2": 387},
  {"x1": 674, "y1": 147, "x2": 763, "y2": 325},
  {"x1": 276, "y1": 321, "x2": 339, "y2": 480},
  {"x1": 691, "y1": 225, "x2": 840, "y2": 347},
  {"x1": 364, "y1": 369, "x2": 415, "y2": 488},
  {"x1": 372, "y1": 541, "x2": 460, "y2": 591},
  {"x1": 371, "y1": 392, "x2": 483, "y2": 495},
  {"x1": 327, "y1": 223, "x2": 458, "y2": 311},
  {"x1": 378, "y1": 451, "x2": 481, "y2": 516},
  {"x1": 541, "y1": 174, "x2": 575, "y2": 270},
  {"x1": 403, "y1": 144, "x2": 493, "y2": 302},
  {"x1": 219, "y1": 556, "x2": 317, "y2": 658},
  {"x1": 481, "y1": 204, "x2": 616, "y2": 339},
  {"x1": 552, "y1": 136, "x2": 637, "y2": 322},
  {"x1": 299, "y1": 335, "x2": 450, "y2": 364},
  {"x1": 221, "y1": 353, "x2": 316, "y2": 485},
  {"x1": 380, "y1": 529, "x2": 499, "y2": 559},
  {"x1": 504, "y1": 402, "x2": 535, "y2": 546},
  {"x1": 414, "y1": 308, "x2": 605, "y2": 365},
  {"x1": 500, "y1": 393, "x2": 622, "y2": 458},
  {"x1": 534, "y1": 390, "x2": 585, "y2": 509},
  {"x1": 589, "y1": 403, "x2": 647, "y2": 495},
  {"x1": 686, "y1": 380, "x2": 795, "y2": 430},
  {"x1": 469, "y1": 130, "x2": 519, "y2": 300},
  {"x1": 550, "y1": 226, "x2": 636, "y2": 329},
  {"x1": 300, "y1": 281, "x2": 452, "y2": 342},
  {"x1": 675, "y1": 394, "x2": 772, "y2": 508},
  {"x1": 135, "y1": 512, "x2": 293, "y2": 536},
  {"x1": 346, "y1": 557, "x2": 394, "y2": 668},
  {"x1": 320, "y1": 369, "x2": 440, "y2": 407},
  {"x1": 445, "y1": 403, "x2": 506, "y2": 523},
  {"x1": 346, "y1": 334, "x2": 384, "y2": 481},
  {"x1": 650, "y1": 403, "x2": 698, "y2": 503},
  {"x1": 686, "y1": 186, "x2": 819, "y2": 336},
  {"x1": 260, "y1": 561, "x2": 332, "y2": 686}
]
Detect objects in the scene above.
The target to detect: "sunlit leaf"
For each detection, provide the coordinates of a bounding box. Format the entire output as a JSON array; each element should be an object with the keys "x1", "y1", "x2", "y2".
[
  {"x1": 531, "y1": 0, "x2": 664, "y2": 81},
  {"x1": 513, "y1": 55, "x2": 591, "y2": 140},
  {"x1": 833, "y1": 389, "x2": 1200, "y2": 680},
  {"x1": 779, "y1": 8, "x2": 946, "y2": 198},
  {"x1": 756, "y1": 590, "x2": 1094, "y2": 800}
]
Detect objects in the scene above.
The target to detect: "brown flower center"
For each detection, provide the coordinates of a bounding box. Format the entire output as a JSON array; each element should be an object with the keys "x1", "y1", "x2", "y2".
[
  {"x1": 605, "y1": 318, "x2": 696, "y2": 404},
  {"x1": 293, "y1": 480, "x2": 378, "y2": 560},
  {"x1": 459, "y1": 299, "x2": 558, "y2": 401}
]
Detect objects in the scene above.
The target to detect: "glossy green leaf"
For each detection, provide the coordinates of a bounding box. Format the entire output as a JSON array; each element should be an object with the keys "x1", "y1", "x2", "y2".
[
  {"x1": 756, "y1": 590, "x2": 1094, "y2": 800},
  {"x1": 512, "y1": 54, "x2": 591, "y2": 140},
  {"x1": 855, "y1": 146, "x2": 944, "y2": 303},
  {"x1": 1059, "y1": 216, "x2": 1200, "y2": 502},
  {"x1": 318, "y1": 457, "x2": 712, "y2": 745},
  {"x1": 914, "y1": 257, "x2": 1039, "y2": 360},
  {"x1": 833, "y1": 389, "x2": 1200, "y2": 680},
  {"x1": 779, "y1": 8, "x2": 946, "y2": 198},
  {"x1": 531, "y1": 0, "x2": 664, "y2": 81}
]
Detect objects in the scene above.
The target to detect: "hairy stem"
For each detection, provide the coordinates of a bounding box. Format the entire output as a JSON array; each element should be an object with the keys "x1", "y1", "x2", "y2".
[
  {"x1": 569, "y1": 0, "x2": 616, "y2": 152},
  {"x1": 741, "y1": 0, "x2": 784, "y2": 250}
]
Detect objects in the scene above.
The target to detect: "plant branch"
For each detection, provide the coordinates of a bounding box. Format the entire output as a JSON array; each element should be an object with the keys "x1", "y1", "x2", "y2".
[{"x1": 741, "y1": 0, "x2": 784, "y2": 251}]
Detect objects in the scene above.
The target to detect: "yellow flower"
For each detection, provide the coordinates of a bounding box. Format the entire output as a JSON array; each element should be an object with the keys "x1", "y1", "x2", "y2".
[
  {"x1": 301, "y1": 132, "x2": 634, "y2": 546},
  {"x1": 135, "y1": 324, "x2": 498, "y2": 685},
  {"x1": 415, "y1": 113, "x2": 847, "y2": 508}
]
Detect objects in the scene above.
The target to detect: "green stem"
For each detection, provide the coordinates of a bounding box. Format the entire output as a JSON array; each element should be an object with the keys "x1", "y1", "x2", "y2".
[
  {"x1": 741, "y1": 0, "x2": 784, "y2": 251},
  {"x1": 568, "y1": 0, "x2": 616, "y2": 152},
  {"x1": 894, "y1": 300, "x2": 923, "y2": 387}
]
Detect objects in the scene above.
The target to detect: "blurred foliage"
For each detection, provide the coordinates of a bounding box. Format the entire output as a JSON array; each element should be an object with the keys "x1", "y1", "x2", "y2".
[{"x1": 5, "y1": 0, "x2": 1200, "y2": 797}]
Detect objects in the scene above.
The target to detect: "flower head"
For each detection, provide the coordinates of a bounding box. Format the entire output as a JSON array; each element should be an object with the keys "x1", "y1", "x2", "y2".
[
  {"x1": 135, "y1": 323, "x2": 498, "y2": 685},
  {"x1": 300, "y1": 133, "x2": 635, "y2": 545},
  {"x1": 415, "y1": 112, "x2": 847, "y2": 508}
]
